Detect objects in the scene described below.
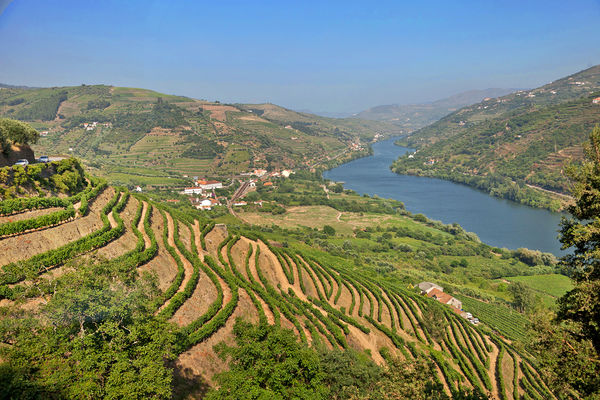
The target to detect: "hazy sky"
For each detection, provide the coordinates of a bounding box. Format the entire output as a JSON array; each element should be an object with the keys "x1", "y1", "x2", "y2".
[{"x1": 1, "y1": 0, "x2": 599, "y2": 113}]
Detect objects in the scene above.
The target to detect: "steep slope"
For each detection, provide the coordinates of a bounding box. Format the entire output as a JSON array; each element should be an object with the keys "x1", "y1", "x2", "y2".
[
  {"x1": 355, "y1": 88, "x2": 519, "y2": 132},
  {"x1": 392, "y1": 65, "x2": 600, "y2": 210},
  {"x1": 404, "y1": 65, "x2": 600, "y2": 146},
  {"x1": 0, "y1": 85, "x2": 401, "y2": 186},
  {"x1": 0, "y1": 159, "x2": 559, "y2": 399}
]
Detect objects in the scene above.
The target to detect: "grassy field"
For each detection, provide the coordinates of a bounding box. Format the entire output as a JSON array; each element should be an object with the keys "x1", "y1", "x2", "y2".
[{"x1": 506, "y1": 274, "x2": 572, "y2": 298}]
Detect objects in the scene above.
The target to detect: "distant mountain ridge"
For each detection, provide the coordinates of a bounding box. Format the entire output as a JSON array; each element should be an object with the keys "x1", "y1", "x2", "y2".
[
  {"x1": 0, "y1": 83, "x2": 38, "y2": 90},
  {"x1": 392, "y1": 64, "x2": 600, "y2": 211},
  {"x1": 355, "y1": 88, "x2": 521, "y2": 132}
]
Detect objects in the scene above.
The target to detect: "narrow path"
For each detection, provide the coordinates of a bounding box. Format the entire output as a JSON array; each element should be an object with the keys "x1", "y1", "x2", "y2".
[
  {"x1": 106, "y1": 193, "x2": 121, "y2": 228},
  {"x1": 487, "y1": 339, "x2": 501, "y2": 400},
  {"x1": 166, "y1": 213, "x2": 193, "y2": 297},
  {"x1": 138, "y1": 201, "x2": 151, "y2": 249},
  {"x1": 336, "y1": 211, "x2": 342, "y2": 221},
  {"x1": 525, "y1": 183, "x2": 573, "y2": 200},
  {"x1": 192, "y1": 220, "x2": 207, "y2": 258}
]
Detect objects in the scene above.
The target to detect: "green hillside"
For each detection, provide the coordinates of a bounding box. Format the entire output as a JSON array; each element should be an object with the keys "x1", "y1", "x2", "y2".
[
  {"x1": 0, "y1": 85, "x2": 401, "y2": 186},
  {"x1": 392, "y1": 65, "x2": 600, "y2": 210},
  {"x1": 403, "y1": 65, "x2": 600, "y2": 147},
  {"x1": 0, "y1": 157, "x2": 564, "y2": 399}
]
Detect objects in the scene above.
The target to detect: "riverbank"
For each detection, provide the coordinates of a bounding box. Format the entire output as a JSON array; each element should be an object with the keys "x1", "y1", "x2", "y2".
[
  {"x1": 391, "y1": 142, "x2": 571, "y2": 213},
  {"x1": 324, "y1": 137, "x2": 565, "y2": 255},
  {"x1": 390, "y1": 162, "x2": 567, "y2": 212}
]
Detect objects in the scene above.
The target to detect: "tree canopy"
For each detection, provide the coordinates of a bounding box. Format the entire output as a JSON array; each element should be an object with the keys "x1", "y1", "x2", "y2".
[
  {"x1": 531, "y1": 125, "x2": 600, "y2": 399},
  {"x1": 0, "y1": 118, "x2": 39, "y2": 153}
]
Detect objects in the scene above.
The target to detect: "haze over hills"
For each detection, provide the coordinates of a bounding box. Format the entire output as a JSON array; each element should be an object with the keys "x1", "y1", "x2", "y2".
[
  {"x1": 392, "y1": 65, "x2": 600, "y2": 210},
  {"x1": 354, "y1": 88, "x2": 521, "y2": 133},
  {"x1": 0, "y1": 84, "x2": 401, "y2": 186}
]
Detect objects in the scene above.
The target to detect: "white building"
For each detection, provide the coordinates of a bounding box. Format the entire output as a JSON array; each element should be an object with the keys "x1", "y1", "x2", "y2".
[
  {"x1": 184, "y1": 187, "x2": 203, "y2": 195},
  {"x1": 196, "y1": 180, "x2": 223, "y2": 190}
]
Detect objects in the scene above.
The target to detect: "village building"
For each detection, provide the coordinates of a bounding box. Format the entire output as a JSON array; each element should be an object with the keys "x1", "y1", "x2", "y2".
[
  {"x1": 593, "y1": 97, "x2": 600, "y2": 104},
  {"x1": 281, "y1": 170, "x2": 292, "y2": 178},
  {"x1": 184, "y1": 187, "x2": 203, "y2": 195},
  {"x1": 134, "y1": 186, "x2": 143, "y2": 192},
  {"x1": 196, "y1": 198, "x2": 220, "y2": 210},
  {"x1": 195, "y1": 180, "x2": 222, "y2": 190},
  {"x1": 427, "y1": 288, "x2": 462, "y2": 310},
  {"x1": 253, "y1": 169, "x2": 267, "y2": 177}
]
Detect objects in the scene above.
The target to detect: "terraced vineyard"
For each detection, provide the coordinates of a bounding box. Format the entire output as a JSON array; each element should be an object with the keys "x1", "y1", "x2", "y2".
[{"x1": 0, "y1": 170, "x2": 556, "y2": 399}]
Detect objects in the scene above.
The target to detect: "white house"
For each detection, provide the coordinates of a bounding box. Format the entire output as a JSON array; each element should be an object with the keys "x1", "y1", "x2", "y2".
[
  {"x1": 196, "y1": 180, "x2": 222, "y2": 190},
  {"x1": 184, "y1": 187, "x2": 203, "y2": 195}
]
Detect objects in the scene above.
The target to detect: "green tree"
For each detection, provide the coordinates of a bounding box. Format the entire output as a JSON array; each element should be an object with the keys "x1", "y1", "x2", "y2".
[
  {"x1": 0, "y1": 118, "x2": 39, "y2": 153},
  {"x1": 206, "y1": 319, "x2": 329, "y2": 400},
  {"x1": 508, "y1": 282, "x2": 537, "y2": 313},
  {"x1": 0, "y1": 262, "x2": 176, "y2": 399},
  {"x1": 323, "y1": 225, "x2": 336, "y2": 236},
  {"x1": 558, "y1": 125, "x2": 600, "y2": 353},
  {"x1": 330, "y1": 183, "x2": 344, "y2": 193},
  {"x1": 531, "y1": 126, "x2": 600, "y2": 399}
]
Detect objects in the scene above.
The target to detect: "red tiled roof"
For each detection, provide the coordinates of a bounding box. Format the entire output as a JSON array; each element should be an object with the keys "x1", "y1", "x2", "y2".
[{"x1": 427, "y1": 288, "x2": 454, "y2": 304}]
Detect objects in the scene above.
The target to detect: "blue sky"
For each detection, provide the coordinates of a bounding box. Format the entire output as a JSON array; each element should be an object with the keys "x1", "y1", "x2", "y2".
[{"x1": 1, "y1": 0, "x2": 599, "y2": 113}]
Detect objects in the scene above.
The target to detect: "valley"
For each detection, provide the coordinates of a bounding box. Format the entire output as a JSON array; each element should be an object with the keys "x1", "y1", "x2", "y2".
[
  {"x1": 392, "y1": 65, "x2": 600, "y2": 211},
  {"x1": 0, "y1": 158, "x2": 563, "y2": 399}
]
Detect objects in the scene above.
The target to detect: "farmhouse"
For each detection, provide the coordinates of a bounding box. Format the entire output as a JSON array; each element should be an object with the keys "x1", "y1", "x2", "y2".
[
  {"x1": 196, "y1": 198, "x2": 220, "y2": 210},
  {"x1": 427, "y1": 288, "x2": 462, "y2": 310},
  {"x1": 593, "y1": 97, "x2": 600, "y2": 104}
]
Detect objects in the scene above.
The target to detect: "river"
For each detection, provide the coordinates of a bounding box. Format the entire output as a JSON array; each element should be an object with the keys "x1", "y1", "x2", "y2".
[{"x1": 323, "y1": 137, "x2": 566, "y2": 255}]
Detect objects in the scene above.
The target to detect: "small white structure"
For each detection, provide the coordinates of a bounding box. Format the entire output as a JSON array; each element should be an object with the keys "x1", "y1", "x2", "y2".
[
  {"x1": 281, "y1": 170, "x2": 292, "y2": 178},
  {"x1": 135, "y1": 186, "x2": 143, "y2": 192},
  {"x1": 196, "y1": 198, "x2": 219, "y2": 210},
  {"x1": 184, "y1": 187, "x2": 203, "y2": 195}
]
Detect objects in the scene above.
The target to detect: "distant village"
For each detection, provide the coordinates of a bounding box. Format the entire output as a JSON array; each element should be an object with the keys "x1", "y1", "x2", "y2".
[{"x1": 174, "y1": 168, "x2": 294, "y2": 211}]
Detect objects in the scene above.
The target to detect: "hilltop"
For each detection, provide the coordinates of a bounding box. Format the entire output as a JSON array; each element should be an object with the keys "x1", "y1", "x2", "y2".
[
  {"x1": 0, "y1": 157, "x2": 565, "y2": 399},
  {"x1": 355, "y1": 88, "x2": 519, "y2": 133},
  {"x1": 0, "y1": 84, "x2": 401, "y2": 187},
  {"x1": 392, "y1": 65, "x2": 600, "y2": 210}
]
